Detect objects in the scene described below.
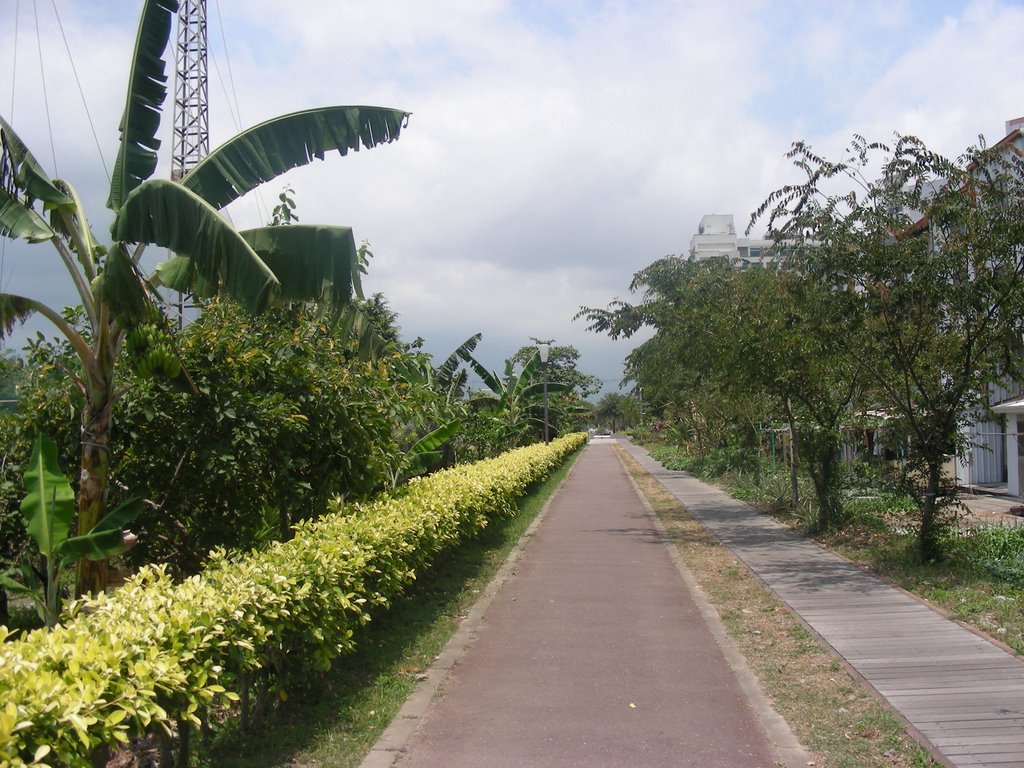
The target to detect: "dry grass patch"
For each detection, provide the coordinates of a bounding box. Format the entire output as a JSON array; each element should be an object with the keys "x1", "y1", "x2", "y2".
[{"x1": 616, "y1": 447, "x2": 938, "y2": 768}]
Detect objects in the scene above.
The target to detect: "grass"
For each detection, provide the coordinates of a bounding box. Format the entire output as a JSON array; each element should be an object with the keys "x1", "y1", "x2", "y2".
[
  {"x1": 665, "y1": 444, "x2": 1024, "y2": 656},
  {"x1": 616, "y1": 446, "x2": 939, "y2": 768},
  {"x1": 192, "y1": 447, "x2": 582, "y2": 768},
  {"x1": 819, "y1": 523, "x2": 1024, "y2": 656}
]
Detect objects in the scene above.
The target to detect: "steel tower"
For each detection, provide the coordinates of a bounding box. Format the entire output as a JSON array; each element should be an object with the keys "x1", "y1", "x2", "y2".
[{"x1": 170, "y1": 0, "x2": 209, "y2": 181}]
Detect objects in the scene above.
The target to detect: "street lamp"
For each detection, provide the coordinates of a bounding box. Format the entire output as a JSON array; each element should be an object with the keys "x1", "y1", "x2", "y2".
[{"x1": 538, "y1": 343, "x2": 550, "y2": 443}]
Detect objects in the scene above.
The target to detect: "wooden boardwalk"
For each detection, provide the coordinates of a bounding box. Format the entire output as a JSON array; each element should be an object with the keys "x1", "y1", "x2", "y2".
[{"x1": 621, "y1": 442, "x2": 1024, "y2": 768}]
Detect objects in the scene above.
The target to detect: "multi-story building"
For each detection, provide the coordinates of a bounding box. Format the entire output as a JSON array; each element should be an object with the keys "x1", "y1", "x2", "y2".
[
  {"x1": 688, "y1": 214, "x2": 774, "y2": 266},
  {"x1": 953, "y1": 118, "x2": 1024, "y2": 495}
]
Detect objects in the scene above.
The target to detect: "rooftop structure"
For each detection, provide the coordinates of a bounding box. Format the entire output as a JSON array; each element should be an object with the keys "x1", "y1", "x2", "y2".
[{"x1": 688, "y1": 214, "x2": 774, "y2": 266}]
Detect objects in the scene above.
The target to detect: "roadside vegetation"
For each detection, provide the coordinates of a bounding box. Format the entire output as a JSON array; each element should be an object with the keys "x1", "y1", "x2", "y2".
[
  {"x1": 581, "y1": 132, "x2": 1024, "y2": 563},
  {"x1": 578, "y1": 129, "x2": 1024, "y2": 763},
  {"x1": 0, "y1": 3, "x2": 600, "y2": 766},
  {"x1": 3, "y1": 0, "x2": 1024, "y2": 765}
]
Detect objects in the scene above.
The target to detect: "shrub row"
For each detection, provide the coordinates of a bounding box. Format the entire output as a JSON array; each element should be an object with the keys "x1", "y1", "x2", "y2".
[{"x1": 0, "y1": 433, "x2": 587, "y2": 767}]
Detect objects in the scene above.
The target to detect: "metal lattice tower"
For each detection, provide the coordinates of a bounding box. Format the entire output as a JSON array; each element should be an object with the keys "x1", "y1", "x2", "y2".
[{"x1": 170, "y1": 0, "x2": 209, "y2": 181}]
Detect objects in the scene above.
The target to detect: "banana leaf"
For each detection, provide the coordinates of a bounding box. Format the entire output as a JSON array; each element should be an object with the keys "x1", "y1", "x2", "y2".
[
  {"x1": 0, "y1": 115, "x2": 73, "y2": 207},
  {"x1": 0, "y1": 294, "x2": 42, "y2": 339},
  {"x1": 404, "y1": 420, "x2": 462, "y2": 478},
  {"x1": 239, "y1": 225, "x2": 359, "y2": 304},
  {"x1": 92, "y1": 244, "x2": 155, "y2": 325},
  {"x1": 21, "y1": 434, "x2": 76, "y2": 560},
  {"x1": 51, "y1": 179, "x2": 101, "y2": 271},
  {"x1": 107, "y1": 0, "x2": 179, "y2": 211},
  {"x1": 439, "y1": 333, "x2": 481, "y2": 390},
  {"x1": 0, "y1": 187, "x2": 53, "y2": 242},
  {"x1": 114, "y1": 179, "x2": 279, "y2": 313},
  {"x1": 182, "y1": 106, "x2": 410, "y2": 209},
  {"x1": 61, "y1": 498, "x2": 144, "y2": 562}
]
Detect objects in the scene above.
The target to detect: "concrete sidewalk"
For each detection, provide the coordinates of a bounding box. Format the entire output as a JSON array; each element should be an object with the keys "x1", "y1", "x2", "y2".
[
  {"x1": 362, "y1": 441, "x2": 807, "y2": 768},
  {"x1": 620, "y1": 440, "x2": 1024, "y2": 768}
]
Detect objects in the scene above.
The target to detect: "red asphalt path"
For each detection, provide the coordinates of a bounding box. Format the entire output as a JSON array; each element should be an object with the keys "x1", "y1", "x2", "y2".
[{"x1": 369, "y1": 441, "x2": 799, "y2": 767}]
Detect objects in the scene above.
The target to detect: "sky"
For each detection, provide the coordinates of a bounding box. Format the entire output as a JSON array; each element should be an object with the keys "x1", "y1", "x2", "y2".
[{"x1": 2, "y1": 0, "x2": 1024, "y2": 396}]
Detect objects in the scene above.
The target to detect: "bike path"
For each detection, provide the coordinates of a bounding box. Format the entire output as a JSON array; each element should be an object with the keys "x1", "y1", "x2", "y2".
[
  {"x1": 619, "y1": 440, "x2": 1024, "y2": 768},
  {"x1": 361, "y1": 440, "x2": 807, "y2": 767}
]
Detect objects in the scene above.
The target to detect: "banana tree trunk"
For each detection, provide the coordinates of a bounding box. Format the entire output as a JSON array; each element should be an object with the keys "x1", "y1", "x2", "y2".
[{"x1": 75, "y1": 358, "x2": 115, "y2": 598}]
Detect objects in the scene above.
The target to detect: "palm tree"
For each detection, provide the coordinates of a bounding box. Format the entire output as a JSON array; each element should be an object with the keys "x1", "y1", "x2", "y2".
[
  {"x1": 0, "y1": 0, "x2": 410, "y2": 596},
  {"x1": 594, "y1": 392, "x2": 632, "y2": 433}
]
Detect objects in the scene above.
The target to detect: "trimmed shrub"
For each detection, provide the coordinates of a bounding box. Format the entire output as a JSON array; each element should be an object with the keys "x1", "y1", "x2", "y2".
[{"x1": 0, "y1": 433, "x2": 586, "y2": 767}]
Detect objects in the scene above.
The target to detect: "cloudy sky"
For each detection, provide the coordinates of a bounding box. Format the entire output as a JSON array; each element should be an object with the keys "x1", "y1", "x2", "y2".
[{"x1": 2, "y1": 0, "x2": 1023, "y2": 394}]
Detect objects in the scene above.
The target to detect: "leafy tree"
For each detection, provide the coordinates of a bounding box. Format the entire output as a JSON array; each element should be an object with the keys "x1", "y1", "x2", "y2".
[
  {"x1": 0, "y1": 0, "x2": 409, "y2": 595},
  {"x1": 753, "y1": 134, "x2": 1024, "y2": 560},
  {"x1": 509, "y1": 341, "x2": 599, "y2": 438},
  {"x1": 112, "y1": 299, "x2": 429, "y2": 570},
  {"x1": 578, "y1": 257, "x2": 766, "y2": 458},
  {"x1": 579, "y1": 256, "x2": 864, "y2": 529},
  {"x1": 593, "y1": 392, "x2": 632, "y2": 432},
  {"x1": 717, "y1": 267, "x2": 864, "y2": 528},
  {"x1": 358, "y1": 292, "x2": 403, "y2": 346},
  {"x1": 509, "y1": 342, "x2": 602, "y2": 400}
]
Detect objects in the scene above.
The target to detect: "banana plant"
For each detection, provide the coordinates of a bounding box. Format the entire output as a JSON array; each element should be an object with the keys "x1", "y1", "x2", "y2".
[
  {"x1": 0, "y1": 0, "x2": 409, "y2": 596},
  {"x1": 465, "y1": 352, "x2": 570, "y2": 446},
  {"x1": 0, "y1": 434, "x2": 142, "y2": 627}
]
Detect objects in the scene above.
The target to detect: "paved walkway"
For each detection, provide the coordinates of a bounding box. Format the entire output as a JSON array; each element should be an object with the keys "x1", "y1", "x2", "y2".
[
  {"x1": 362, "y1": 440, "x2": 807, "y2": 767},
  {"x1": 620, "y1": 440, "x2": 1024, "y2": 768}
]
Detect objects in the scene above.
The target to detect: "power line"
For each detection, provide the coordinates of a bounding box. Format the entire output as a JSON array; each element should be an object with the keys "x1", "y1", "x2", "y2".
[
  {"x1": 49, "y1": 0, "x2": 109, "y2": 183},
  {"x1": 209, "y1": 0, "x2": 269, "y2": 224},
  {"x1": 32, "y1": 1, "x2": 58, "y2": 176},
  {"x1": 9, "y1": 0, "x2": 19, "y2": 120}
]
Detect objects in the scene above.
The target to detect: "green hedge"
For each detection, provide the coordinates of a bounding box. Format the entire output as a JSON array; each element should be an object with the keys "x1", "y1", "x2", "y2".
[{"x1": 0, "y1": 433, "x2": 586, "y2": 767}]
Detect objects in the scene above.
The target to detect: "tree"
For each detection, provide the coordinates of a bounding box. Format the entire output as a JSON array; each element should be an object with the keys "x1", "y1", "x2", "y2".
[
  {"x1": 579, "y1": 255, "x2": 865, "y2": 529},
  {"x1": 716, "y1": 266, "x2": 864, "y2": 529},
  {"x1": 753, "y1": 134, "x2": 1024, "y2": 560},
  {"x1": 0, "y1": 0, "x2": 410, "y2": 595},
  {"x1": 578, "y1": 257, "x2": 768, "y2": 458},
  {"x1": 509, "y1": 342, "x2": 602, "y2": 400},
  {"x1": 594, "y1": 392, "x2": 631, "y2": 432},
  {"x1": 509, "y1": 341, "x2": 599, "y2": 437}
]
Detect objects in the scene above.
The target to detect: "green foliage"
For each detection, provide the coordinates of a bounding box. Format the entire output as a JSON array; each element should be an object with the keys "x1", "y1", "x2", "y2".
[
  {"x1": 593, "y1": 392, "x2": 638, "y2": 432},
  {"x1": 0, "y1": 0, "x2": 411, "y2": 596},
  {"x1": 458, "y1": 344, "x2": 591, "y2": 459},
  {"x1": 110, "y1": 300, "x2": 429, "y2": 570},
  {"x1": 952, "y1": 526, "x2": 1024, "y2": 586},
  {"x1": 1, "y1": 435, "x2": 141, "y2": 628},
  {"x1": 754, "y1": 134, "x2": 1024, "y2": 560},
  {"x1": 587, "y1": 132, "x2": 1024, "y2": 557},
  {"x1": 649, "y1": 443, "x2": 759, "y2": 478},
  {"x1": 394, "y1": 419, "x2": 463, "y2": 486},
  {"x1": 0, "y1": 434, "x2": 586, "y2": 767},
  {"x1": 269, "y1": 185, "x2": 299, "y2": 227},
  {"x1": 7, "y1": 298, "x2": 463, "y2": 575},
  {"x1": 579, "y1": 258, "x2": 858, "y2": 531}
]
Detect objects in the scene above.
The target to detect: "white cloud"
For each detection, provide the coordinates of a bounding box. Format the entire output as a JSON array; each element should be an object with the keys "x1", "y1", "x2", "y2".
[{"x1": 2, "y1": 0, "x2": 1023, "y2": 394}]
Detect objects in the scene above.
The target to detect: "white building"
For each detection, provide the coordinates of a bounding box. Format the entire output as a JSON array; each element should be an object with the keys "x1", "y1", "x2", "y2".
[
  {"x1": 688, "y1": 214, "x2": 774, "y2": 266},
  {"x1": 959, "y1": 118, "x2": 1024, "y2": 495}
]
